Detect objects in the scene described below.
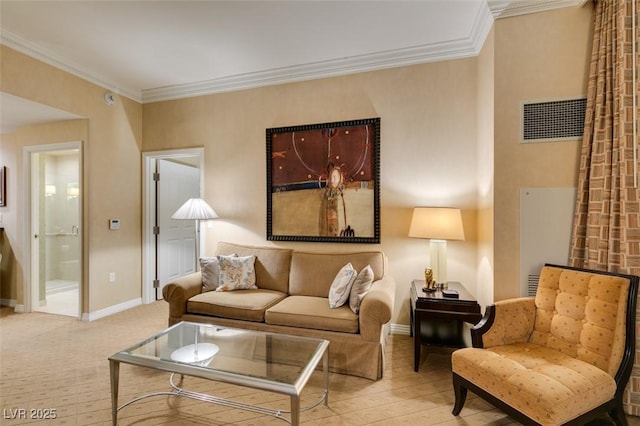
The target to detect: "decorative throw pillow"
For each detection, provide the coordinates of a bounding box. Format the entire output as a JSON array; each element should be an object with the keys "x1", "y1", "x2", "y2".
[
  {"x1": 200, "y1": 257, "x2": 221, "y2": 292},
  {"x1": 349, "y1": 265, "x2": 374, "y2": 314},
  {"x1": 200, "y1": 253, "x2": 237, "y2": 291},
  {"x1": 328, "y1": 263, "x2": 357, "y2": 308},
  {"x1": 216, "y1": 254, "x2": 257, "y2": 291}
]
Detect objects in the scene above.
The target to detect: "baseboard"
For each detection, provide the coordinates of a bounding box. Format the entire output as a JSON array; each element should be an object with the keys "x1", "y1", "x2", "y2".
[
  {"x1": 391, "y1": 323, "x2": 411, "y2": 335},
  {"x1": 81, "y1": 298, "x2": 142, "y2": 322},
  {"x1": 0, "y1": 298, "x2": 16, "y2": 308}
]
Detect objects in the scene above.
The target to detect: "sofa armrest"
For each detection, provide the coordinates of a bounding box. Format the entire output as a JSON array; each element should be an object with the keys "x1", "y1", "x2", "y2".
[
  {"x1": 472, "y1": 297, "x2": 536, "y2": 348},
  {"x1": 162, "y1": 272, "x2": 203, "y2": 326},
  {"x1": 359, "y1": 275, "x2": 396, "y2": 342}
]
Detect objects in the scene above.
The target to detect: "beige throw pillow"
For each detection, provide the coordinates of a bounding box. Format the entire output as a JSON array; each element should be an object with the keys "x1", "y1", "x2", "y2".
[
  {"x1": 328, "y1": 263, "x2": 357, "y2": 308},
  {"x1": 200, "y1": 257, "x2": 221, "y2": 292},
  {"x1": 349, "y1": 264, "x2": 374, "y2": 313},
  {"x1": 216, "y1": 254, "x2": 257, "y2": 291}
]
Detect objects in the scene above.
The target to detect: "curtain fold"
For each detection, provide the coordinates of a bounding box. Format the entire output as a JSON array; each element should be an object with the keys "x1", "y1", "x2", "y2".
[
  {"x1": 570, "y1": 0, "x2": 640, "y2": 273},
  {"x1": 569, "y1": 0, "x2": 640, "y2": 415}
]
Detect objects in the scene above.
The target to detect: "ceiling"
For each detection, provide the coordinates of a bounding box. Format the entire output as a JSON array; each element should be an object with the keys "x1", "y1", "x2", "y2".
[
  {"x1": 0, "y1": 93, "x2": 83, "y2": 134},
  {"x1": 0, "y1": 0, "x2": 585, "y2": 133}
]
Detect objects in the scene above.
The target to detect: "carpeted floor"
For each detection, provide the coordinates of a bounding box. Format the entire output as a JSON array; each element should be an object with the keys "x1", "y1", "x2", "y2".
[{"x1": 0, "y1": 301, "x2": 637, "y2": 425}]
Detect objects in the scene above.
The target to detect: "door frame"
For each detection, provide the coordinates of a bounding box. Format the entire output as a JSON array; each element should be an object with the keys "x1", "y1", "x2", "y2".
[
  {"x1": 22, "y1": 141, "x2": 83, "y2": 316},
  {"x1": 142, "y1": 148, "x2": 204, "y2": 304}
]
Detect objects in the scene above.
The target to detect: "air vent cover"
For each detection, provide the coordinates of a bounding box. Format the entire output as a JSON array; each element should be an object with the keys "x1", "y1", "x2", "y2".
[
  {"x1": 521, "y1": 97, "x2": 586, "y2": 143},
  {"x1": 528, "y1": 274, "x2": 540, "y2": 296}
]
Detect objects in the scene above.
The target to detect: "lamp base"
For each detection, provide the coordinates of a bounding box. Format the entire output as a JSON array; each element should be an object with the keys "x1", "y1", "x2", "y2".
[{"x1": 422, "y1": 286, "x2": 437, "y2": 293}]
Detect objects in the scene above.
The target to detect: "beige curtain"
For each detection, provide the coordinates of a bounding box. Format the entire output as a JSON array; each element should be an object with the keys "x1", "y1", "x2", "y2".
[{"x1": 569, "y1": 0, "x2": 640, "y2": 415}]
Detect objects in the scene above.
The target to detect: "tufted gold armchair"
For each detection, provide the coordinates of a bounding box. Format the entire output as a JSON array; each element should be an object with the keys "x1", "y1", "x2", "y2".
[{"x1": 451, "y1": 264, "x2": 639, "y2": 425}]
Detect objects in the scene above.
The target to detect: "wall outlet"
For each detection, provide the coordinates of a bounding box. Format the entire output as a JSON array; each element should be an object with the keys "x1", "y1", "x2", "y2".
[{"x1": 109, "y1": 272, "x2": 116, "y2": 283}]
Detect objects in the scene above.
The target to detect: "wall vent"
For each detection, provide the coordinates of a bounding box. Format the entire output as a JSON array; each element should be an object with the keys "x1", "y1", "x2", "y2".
[
  {"x1": 521, "y1": 97, "x2": 586, "y2": 143},
  {"x1": 528, "y1": 274, "x2": 540, "y2": 296}
]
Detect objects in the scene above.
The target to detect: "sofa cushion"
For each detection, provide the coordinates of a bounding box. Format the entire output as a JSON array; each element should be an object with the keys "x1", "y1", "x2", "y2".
[
  {"x1": 216, "y1": 255, "x2": 257, "y2": 291},
  {"x1": 452, "y1": 342, "x2": 616, "y2": 425},
  {"x1": 328, "y1": 263, "x2": 356, "y2": 308},
  {"x1": 289, "y1": 251, "x2": 385, "y2": 297},
  {"x1": 266, "y1": 295, "x2": 359, "y2": 333},
  {"x1": 188, "y1": 289, "x2": 287, "y2": 322},
  {"x1": 216, "y1": 242, "x2": 292, "y2": 293}
]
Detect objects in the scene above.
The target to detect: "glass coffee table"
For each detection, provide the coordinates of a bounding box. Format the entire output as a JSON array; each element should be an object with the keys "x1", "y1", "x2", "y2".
[{"x1": 109, "y1": 321, "x2": 329, "y2": 425}]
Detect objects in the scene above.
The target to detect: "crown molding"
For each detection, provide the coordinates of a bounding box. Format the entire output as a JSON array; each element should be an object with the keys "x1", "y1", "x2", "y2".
[
  {"x1": 1, "y1": 4, "x2": 494, "y2": 105},
  {"x1": 1, "y1": 29, "x2": 142, "y2": 103},
  {"x1": 489, "y1": 0, "x2": 588, "y2": 19},
  {"x1": 1, "y1": 0, "x2": 580, "y2": 104},
  {"x1": 142, "y1": 39, "x2": 485, "y2": 103},
  {"x1": 143, "y1": 3, "x2": 496, "y2": 103}
]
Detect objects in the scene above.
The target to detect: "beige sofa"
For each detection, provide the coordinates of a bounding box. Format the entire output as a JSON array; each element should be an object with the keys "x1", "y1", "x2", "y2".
[
  {"x1": 162, "y1": 242, "x2": 396, "y2": 380},
  {"x1": 451, "y1": 264, "x2": 639, "y2": 425}
]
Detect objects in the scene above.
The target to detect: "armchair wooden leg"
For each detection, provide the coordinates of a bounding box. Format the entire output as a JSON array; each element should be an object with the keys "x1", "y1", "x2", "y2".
[
  {"x1": 452, "y1": 374, "x2": 468, "y2": 416},
  {"x1": 609, "y1": 403, "x2": 628, "y2": 426}
]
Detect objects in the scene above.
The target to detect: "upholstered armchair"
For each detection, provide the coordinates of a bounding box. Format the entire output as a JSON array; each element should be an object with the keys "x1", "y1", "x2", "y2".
[{"x1": 451, "y1": 264, "x2": 639, "y2": 425}]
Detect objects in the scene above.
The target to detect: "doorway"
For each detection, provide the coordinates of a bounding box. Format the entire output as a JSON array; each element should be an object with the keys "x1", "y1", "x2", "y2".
[
  {"x1": 142, "y1": 148, "x2": 203, "y2": 303},
  {"x1": 25, "y1": 142, "x2": 82, "y2": 317}
]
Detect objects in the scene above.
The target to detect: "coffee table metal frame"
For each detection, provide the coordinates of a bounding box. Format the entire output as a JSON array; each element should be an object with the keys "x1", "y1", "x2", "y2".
[{"x1": 108, "y1": 321, "x2": 329, "y2": 425}]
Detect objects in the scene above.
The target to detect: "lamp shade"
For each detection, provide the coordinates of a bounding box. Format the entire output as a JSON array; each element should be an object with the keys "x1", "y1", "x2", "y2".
[
  {"x1": 408, "y1": 207, "x2": 465, "y2": 241},
  {"x1": 171, "y1": 198, "x2": 218, "y2": 220}
]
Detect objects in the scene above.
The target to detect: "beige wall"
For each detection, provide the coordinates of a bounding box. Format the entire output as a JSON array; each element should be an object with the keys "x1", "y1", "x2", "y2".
[
  {"x1": 0, "y1": 4, "x2": 594, "y2": 324},
  {"x1": 1, "y1": 46, "x2": 143, "y2": 315},
  {"x1": 143, "y1": 59, "x2": 480, "y2": 326},
  {"x1": 0, "y1": 120, "x2": 87, "y2": 308},
  {"x1": 493, "y1": 5, "x2": 592, "y2": 300},
  {"x1": 476, "y1": 26, "x2": 495, "y2": 309}
]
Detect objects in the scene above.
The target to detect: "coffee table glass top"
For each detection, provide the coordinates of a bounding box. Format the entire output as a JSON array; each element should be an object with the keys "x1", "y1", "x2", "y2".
[{"x1": 111, "y1": 321, "x2": 329, "y2": 386}]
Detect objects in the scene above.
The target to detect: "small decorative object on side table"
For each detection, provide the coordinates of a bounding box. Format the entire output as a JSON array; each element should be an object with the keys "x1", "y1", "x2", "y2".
[
  {"x1": 409, "y1": 280, "x2": 482, "y2": 372},
  {"x1": 423, "y1": 267, "x2": 436, "y2": 292}
]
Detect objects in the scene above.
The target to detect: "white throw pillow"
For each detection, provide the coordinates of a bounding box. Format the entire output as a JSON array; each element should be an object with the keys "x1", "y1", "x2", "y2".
[
  {"x1": 328, "y1": 263, "x2": 357, "y2": 308},
  {"x1": 216, "y1": 254, "x2": 257, "y2": 291},
  {"x1": 349, "y1": 265, "x2": 374, "y2": 313}
]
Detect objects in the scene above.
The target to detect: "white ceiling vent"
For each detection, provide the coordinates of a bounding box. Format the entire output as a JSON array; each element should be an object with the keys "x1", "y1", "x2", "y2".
[{"x1": 521, "y1": 97, "x2": 587, "y2": 143}]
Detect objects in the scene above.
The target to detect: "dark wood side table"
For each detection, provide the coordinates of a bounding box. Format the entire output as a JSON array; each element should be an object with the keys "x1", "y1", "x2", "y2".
[{"x1": 409, "y1": 280, "x2": 482, "y2": 372}]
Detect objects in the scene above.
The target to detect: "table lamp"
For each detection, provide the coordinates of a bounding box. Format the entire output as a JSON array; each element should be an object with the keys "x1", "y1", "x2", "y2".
[
  {"x1": 408, "y1": 207, "x2": 465, "y2": 290},
  {"x1": 171, "y1": 198, "x2": 218, "y2": 270}
]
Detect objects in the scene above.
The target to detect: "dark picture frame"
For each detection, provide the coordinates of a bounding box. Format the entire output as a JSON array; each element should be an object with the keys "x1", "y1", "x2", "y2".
[
  {"x1": 0, "y1": 166, "x2": 5, "y2": 207},
  {"x1": 266, "y1": 118, "x2": 380, "y2": 243}
]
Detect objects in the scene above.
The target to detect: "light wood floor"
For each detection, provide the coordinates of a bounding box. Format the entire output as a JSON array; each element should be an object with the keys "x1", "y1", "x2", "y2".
[{"x1": 0, "y1": 301, "x2": 637, "y2": 425}]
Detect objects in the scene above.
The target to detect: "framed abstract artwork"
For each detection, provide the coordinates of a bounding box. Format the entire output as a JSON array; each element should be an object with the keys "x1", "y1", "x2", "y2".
[
  {"x1": 266, "y1": 117, "x2": 380, "y2": 243},
  {"x1": 0, "y1": 166, "x2": 5, "y2": 207}
]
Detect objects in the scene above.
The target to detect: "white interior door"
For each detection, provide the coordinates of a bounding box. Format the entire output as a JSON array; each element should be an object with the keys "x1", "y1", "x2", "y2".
[{"x1": 156, "y1": 159, "x2": 200, "y2": 298}]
